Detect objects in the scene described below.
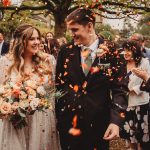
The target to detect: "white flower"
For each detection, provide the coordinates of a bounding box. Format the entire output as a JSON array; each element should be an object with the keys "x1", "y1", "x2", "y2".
[
  {"x1": 9, "y1": 81, "x2": 15, "y2": 87},
  {"x1": 37, "y1": 86, "x2": 46, "y2": 96},
  {"x1": 130, "y1": 136, "x2": 137, "y2": 144},
  {"x1": 13, "y1": 84, "x2": 21, "y2": 90},
  {"x1": 142, "y1": 134, "x2": 149, "y2": 142},
  {"x1": 143, "y1": 115, "x2": 148, "y2": 124},
  {"x1": 30, "y1": 98, "x2": 40, "y2": 110},
  {"x1": 19, "y1": 91, "x2": 27, "y2": 99},
  {"x1": 129, "y1": 120, "x2": 134, "y2": 126},
  {"x1": 124, "y1": 122, "x2": 130, "y2": 133},
  {"x1": 96, "y1": 48, "x2": 104, "y2": 55},
  {"x1": 19, "y1": 101, "x2": 29, "y2": 109},
  {"x1": 130, "y1": 129, "x2": 134, "y2": 136},
  {"x1": 26, "y1": 87, "x2": 36, "y2": 97},
  {"x1": 24, "y1": 80, "x2": 37, "y2": 89},
  {"x1": 137, "y1": 114, "x2": 140, "y2": 120}
]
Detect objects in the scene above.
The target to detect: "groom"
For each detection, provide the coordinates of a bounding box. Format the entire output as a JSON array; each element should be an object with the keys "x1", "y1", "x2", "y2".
[{"x1": 56, "y1": 7, "x2": 127, "y2": 150}]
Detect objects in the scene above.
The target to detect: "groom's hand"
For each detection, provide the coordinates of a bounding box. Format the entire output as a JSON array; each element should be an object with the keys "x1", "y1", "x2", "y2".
[{"x1": 103, "y1": 123, "x2": 120, "y2": 140}]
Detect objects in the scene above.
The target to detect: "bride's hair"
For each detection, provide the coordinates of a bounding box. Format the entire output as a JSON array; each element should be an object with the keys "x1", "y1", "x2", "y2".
[{"x1": 8, "y1": 24, "x2": 52, "y2": 79}]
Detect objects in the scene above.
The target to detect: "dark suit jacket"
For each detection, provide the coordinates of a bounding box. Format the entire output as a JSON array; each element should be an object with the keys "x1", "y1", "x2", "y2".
[
  {"x1": 140, "y1": 78, "x2": 150, "y2": 92},
  {"x1": 56, "y1": 38, "x2": 128, "y2": 134},
  {"x1": 1, "y1": 42, "x2": 9, "y2": 55}
]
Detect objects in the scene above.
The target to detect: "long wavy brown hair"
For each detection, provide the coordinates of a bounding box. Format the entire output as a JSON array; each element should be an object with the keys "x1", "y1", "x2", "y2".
[{"x1": 7, "y1": 24, "x2": 53, "y2": 80}]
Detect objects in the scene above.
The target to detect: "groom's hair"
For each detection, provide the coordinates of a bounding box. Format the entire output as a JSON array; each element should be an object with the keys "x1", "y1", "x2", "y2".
[{"x1": 66, "y1": 7, "x2": 96, "y2": 26}]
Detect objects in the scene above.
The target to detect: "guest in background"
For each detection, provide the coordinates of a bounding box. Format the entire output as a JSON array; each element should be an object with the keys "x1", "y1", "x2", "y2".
[
  {"x1": 120, "y1": 41, "x2": 150, "y2": 150},
  {"x1": 0, "y1": 30, "x2": 9, "y2": 56},
  {"x1": 48, "y1": 38, "x2": 60, "y2": 59},
  {"x1": 45, "y1": 32, "x2": 54, "y2": 53},
  {"x1": 39, "y1": 41, "x2": 46, "y2": 52},
  {"x1": 130, "y1": 33, "x2": 150, "y2": 60},
  {"x1": 57, "y1": 37, "x2": 67, "y2": 47},
  {"x1": 132, "y1": 68, "x2": 150, "y2": 150}
]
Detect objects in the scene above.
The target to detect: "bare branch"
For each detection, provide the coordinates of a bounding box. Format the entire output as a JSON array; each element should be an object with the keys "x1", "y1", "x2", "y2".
[
  {"x1": 0, "y1": 5, "x2": 47, "y2": 11},
  {"x1": 95, "y1": 12, "x2": 125, "y2": 19},
  {"x1": 127, "y1": 15, "x2": 140, "y2": 22},
  {"x1": 98, "y1": 1, "x2": 150, "y2": 12}
]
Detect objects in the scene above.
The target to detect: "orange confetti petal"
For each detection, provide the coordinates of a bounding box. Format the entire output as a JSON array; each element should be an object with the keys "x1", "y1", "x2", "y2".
[
  {"x1": 68, "y1": 128, "x2": 81, "y2": 136},
  {"x1": 120, "y1": 112, "x2": 125, "y2": 118},
  {"x1": 68, "y1": 45, "x2": 73, "y2": 49},
  {"x1": 69, "y1": 84, "x2": 73, "y2": 89},
  {"x1": 64, "y1": 65, "x2": 67, "y2": 68},
  {"x1": 90, "y1": 67, "x2": 100, "y2": 74},
  {"x1": 82, "y1": 63, "x2": 89, "y2": 69},
  {"x1": 72, "y1": 115, "x2": 77, "y2": 128},
  {"x1": 65, "y1": 59, "x2": 69, "y2": 63},
  {"x1": 73, "y1": 85, "x2": 79, "y2": 92},
  {"x1": 64, "y1": 71, "x2": 68, "y2": 76},
  {"x1": 82, "y1": 81, "x2": 87, "y2": 89}
]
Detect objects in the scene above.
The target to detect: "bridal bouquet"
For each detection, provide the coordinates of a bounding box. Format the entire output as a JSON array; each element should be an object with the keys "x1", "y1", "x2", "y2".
[{"x1": 0, "y1": 78, "x2": 64, "y2": 129}]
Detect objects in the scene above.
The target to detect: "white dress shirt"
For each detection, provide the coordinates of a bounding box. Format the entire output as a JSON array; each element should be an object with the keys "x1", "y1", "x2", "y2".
[
  {"x1": 128, "y1": 58, "x2": 150, "y2": 107},
  {"x1": 0, "y1": 40, "x2": 4, "y2": 55}
]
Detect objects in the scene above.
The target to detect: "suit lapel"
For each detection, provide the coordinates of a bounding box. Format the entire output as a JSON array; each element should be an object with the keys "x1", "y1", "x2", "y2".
[{"x1": 69, "y1": 45, "x2": 86, "y2": 84}]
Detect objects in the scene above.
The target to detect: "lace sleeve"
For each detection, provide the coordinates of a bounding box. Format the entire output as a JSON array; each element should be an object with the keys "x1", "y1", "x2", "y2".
[
  {"x1": 0, "y1": 55, "x2": 12, "y2": 84},
  {"x1": 48, "y1": 54, "x2": 56, "y2": 82}
]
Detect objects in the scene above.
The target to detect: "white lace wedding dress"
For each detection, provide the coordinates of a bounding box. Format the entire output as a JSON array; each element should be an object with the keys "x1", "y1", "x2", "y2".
[{"x1": 0, "y1": 55, "x2": 61, "y2": 150}]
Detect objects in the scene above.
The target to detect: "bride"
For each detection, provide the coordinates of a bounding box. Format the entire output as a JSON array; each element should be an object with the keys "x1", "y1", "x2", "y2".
[{"x1": 0, "y1": 24, "x2": 61, "y2": 150}]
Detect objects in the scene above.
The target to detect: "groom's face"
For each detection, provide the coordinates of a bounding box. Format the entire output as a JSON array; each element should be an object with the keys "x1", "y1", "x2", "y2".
[{"x1": 67, "y1": 22, "x2": 91, "y2": 46}]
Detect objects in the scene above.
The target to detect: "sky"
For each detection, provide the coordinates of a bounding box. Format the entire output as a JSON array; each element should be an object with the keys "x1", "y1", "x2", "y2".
[{"x1": 103, "y1": 14, "x2": 141, "y2": 30}]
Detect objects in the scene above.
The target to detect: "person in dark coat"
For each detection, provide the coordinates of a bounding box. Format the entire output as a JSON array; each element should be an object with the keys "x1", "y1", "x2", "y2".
[
  {"x1": 0, "y1": 30, "x2": 9, "y2": 55},
  {"x1": 55, "y1": 7, "x2": 128, "y2": 150}
]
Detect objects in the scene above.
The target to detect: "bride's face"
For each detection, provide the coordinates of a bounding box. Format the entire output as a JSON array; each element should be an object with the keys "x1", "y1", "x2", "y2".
[{"x1": 25, "y1": 29, "x2": 40, "y2": 55}]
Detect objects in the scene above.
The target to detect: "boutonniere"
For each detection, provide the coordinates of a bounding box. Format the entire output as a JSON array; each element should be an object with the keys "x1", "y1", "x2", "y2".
[
  {"x1": 96, "y1": 45, "x2": 110, "y2": 70},
  {"x1": 89, "y1": 44, "x2": 111, "y2": 75},
  {"x1": 96, "y1": 44, "x2": 109, "y2": 58},
  {"x1": 96, "y1": 48, "x2": 105, "y2": 57}
]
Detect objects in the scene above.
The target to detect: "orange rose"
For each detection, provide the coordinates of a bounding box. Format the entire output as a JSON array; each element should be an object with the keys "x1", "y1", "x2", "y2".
[
  {"x1": 0, "y1": 102, "x2": 11, "y2": 115},
  {"x1": 12, "y1": 89, "x2": 20, "y2": 98}
]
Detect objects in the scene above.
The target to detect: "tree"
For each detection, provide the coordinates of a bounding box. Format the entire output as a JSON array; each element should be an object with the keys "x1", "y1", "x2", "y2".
[
  {"x1": 136, "y1": 13, "x2": 150, "y2": 37},
  {"x1": 95, "y1": 24, "x2": 116, "y2": 40},
  {"x1": 0, "y1": 0, "x2": 150, "y2": 38},
  {"x1": 136, "y1": 13, "x2": 150, "y2": 47}
]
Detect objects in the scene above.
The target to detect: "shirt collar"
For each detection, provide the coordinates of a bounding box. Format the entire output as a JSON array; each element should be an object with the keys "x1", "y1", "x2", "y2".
[
  {"x1": 88, "y1": 38, "x2": 99, "y2": 52},
  {"x1": 0, "y1": 40, "x2": 4, "y2": 45},
  {"x1": 0, "y1": 40, "x2": 4, "y2": 51},
  {"x1": 82, "y1": 38, "x2": 99, "y2": 52}
]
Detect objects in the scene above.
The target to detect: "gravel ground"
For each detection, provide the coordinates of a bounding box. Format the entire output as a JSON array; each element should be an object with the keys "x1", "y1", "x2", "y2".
[{"x1": 110, "y1": 138, "x2": 127, "y2": 150}]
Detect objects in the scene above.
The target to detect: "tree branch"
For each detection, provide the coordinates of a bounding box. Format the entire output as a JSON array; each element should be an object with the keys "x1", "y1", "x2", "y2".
[
  {"x1": 95, "y1": 12, "x2": 125, "y2": 19},
  {"x1": 0, "y1": 5, "x2": 48, "y2": 11},
  {"x1": 99, "y1": 1, "x2": 150, "y2": 12}
]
